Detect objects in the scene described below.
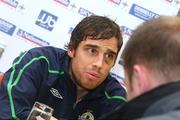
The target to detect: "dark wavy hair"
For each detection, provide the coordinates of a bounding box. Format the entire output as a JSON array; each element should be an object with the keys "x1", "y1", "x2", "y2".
[{"x1": 65, "y1": 15, "x2": 123, "y2": 52}]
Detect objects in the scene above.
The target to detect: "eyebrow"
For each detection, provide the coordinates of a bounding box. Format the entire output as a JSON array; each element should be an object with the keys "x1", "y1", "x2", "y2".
[{"x1": 84, "y1": 44, "x2": 118, "y2": 55}]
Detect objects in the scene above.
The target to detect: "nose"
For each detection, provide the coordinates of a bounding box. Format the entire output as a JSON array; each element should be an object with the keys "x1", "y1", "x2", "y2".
[{"x1": 93, "y1": 54, "x2": 104, "y2": 68}]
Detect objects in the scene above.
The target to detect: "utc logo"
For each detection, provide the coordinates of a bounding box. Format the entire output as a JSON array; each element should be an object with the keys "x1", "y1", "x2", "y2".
[{"x1": 36, "y1": 10, "x2": 58, "y2": 31}]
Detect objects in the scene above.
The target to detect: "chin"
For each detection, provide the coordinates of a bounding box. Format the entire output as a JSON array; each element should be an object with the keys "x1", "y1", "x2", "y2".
[{"x1": 83, "y1": 85, "x2": 97, "y2": 91}]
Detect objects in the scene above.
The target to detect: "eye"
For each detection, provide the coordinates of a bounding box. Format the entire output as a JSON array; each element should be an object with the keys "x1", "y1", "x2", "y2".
[
  {"x1": 104, "y1": 53, "x2": 115, "y2": 63},
  {"x1": 105, "y1": 53, "x2": 113, "y2": 59},
  {"x1": 88, "y1": 48, "x2": 97, "y2": 55}
]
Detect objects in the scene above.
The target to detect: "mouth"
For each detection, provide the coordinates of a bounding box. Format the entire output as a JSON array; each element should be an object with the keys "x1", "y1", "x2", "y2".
[{"x1": 86, "y1": 72, "x2": 100, "y2": 80}]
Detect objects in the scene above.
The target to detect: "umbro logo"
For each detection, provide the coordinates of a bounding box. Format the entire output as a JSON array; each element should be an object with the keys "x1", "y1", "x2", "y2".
[{"x1": 50, "y1": 88, "x2": 63, "y2": 99}]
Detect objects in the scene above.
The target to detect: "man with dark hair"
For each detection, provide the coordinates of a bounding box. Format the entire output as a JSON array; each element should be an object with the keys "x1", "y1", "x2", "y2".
[
  {"x1": 0, "y1": 15, "x2": 126, "y2": 120},
  {"x1": 99, "y1": 16, "x2": 180, "y2": 120}
]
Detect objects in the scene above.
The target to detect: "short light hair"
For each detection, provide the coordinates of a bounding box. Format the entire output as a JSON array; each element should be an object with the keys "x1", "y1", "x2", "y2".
[{"x1": 122, "y1": 16, "x2": 180, "y2": 82}]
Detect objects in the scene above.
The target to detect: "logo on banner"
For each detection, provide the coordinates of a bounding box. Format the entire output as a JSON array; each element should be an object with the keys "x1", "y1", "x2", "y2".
[
  {"x1": 108, "y1": 0, "x2": 121, "y2": 5},
  {"x1": 78, "y1": 7, "x2": 94, "y2": 17},
  {"x1": 18, "y1": 4, "x2": 25, "y2": 10},
  {"x1": 53, "y1": 0, "x2": 70, "y2": 7},
  {"x1": 0, "y1": 42, "x2": 6, "y2": 60},
  {"x1": 172, "y1": 0, "x2": 180, "y2": 8},
  {"x1": 177, "y1": 8, "x2": 180, "y2": 16},
  {"x1": 16, "y1": 29, "x2": 50, "y2": 46},
  {"x1": 0, "y1": 0, "x2": 18, "y2": 8},
  {"x1": 164, "y1": 0, "x2": 180, "y2": 7},
  {"x1": 70, "y1": 3, "x2": 77, "y2": 10},
  {"x1": 121, "y1": 26, "x2": 133, "y2": 36},
  {"x1": 68, "y1": 27, "x2": 74, "y2": 34},
  {"x1": 35, "y1": 10, "x2": 58, "y2": 31},
  {"x1": 165, "y1": 0, "x2": 173, "y2": 3},
  {"x1": 110, "y1": 72, "x2": 124, "y2": 83},
  {"x1": 129, "y1": 4, "x2": 159, "y2": 21},
  {"x1": 0, "y1": 18, "x2": 16, "y2": 36}
]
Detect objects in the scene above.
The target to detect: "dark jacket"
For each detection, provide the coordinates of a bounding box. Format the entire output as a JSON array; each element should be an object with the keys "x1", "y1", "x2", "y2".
[
  {"x1": 0, "y1": 46, "x2": 126, "y2": 120},
  {"x1": 99, "y1": 81, "x2": 180, "y2": 120},
  {"x1": 138, "y1": 110, "x2": 180, "y2": 120}
]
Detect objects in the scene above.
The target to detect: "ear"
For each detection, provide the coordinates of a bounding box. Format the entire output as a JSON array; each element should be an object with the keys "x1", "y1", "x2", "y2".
[
  {"x1": 132, "y1": 65, "x2": 150, "y2": 94},
  {"x1": 67, "y1": 48, "x2": 75, "y2": 58}
]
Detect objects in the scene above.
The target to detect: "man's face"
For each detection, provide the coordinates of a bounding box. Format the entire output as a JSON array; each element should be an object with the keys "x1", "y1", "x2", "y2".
[{"x1": 68, "y1": 37, "x2": 119, "y2": 90}]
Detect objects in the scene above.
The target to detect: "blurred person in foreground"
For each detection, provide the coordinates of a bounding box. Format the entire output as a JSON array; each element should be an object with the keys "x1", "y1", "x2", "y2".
[
  {"x1": 99, "y1": 16, "x2": 180, "y2": 120},
  {"x1": 0, "y1": 15, "x2": 127, "y2": 120}
]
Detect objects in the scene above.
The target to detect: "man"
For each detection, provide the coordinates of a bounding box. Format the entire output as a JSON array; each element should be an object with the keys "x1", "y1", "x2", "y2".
[
  {"x1": 0, "y1": 15, "x2": 127, "y2": 120},
  {"x1": 99, "y1": 16, "x2": 180, "y2": 120}
]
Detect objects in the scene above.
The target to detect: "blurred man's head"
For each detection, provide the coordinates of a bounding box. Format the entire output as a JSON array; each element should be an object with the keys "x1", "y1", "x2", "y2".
[{"x1": 122, "y1": 16, "x2": 180, "y2": 100}]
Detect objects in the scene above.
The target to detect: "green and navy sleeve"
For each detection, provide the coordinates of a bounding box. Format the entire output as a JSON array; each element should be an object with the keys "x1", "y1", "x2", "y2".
[
  {"x1": 102, "y1": 77, "x2": 127, "y2": 115},
  {"x1": 0, "y1": 47, "x2": 50, "y2": 120}
]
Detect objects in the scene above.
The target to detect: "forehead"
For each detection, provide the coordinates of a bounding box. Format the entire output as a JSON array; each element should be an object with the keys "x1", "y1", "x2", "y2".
[{"x1": 79, "y1": 37, "x2": 119, "y2": 53}]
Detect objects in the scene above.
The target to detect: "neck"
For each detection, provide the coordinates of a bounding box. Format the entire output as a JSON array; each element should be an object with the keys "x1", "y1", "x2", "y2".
[
  {"x1": 76, "y1": 85, "x2": 88, "y2": 101},
  {"x1": 68, "y1": 62, "x2": 88, "y2": 101}
]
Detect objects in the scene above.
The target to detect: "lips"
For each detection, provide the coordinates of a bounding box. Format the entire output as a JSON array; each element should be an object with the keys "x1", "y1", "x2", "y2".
[{"x1": 86, "y1": 72, "x2": 100, "y2": 80}]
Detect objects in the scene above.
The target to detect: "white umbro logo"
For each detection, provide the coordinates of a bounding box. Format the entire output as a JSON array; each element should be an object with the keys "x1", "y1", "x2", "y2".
[{"x1": 50, "y1": 88, "x2": 63, "y2": 99}]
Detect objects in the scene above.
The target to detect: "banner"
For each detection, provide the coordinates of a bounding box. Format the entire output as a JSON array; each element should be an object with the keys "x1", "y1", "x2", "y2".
[{"x1": 0, "y1": 0, "x2": 179, "y2": 82}]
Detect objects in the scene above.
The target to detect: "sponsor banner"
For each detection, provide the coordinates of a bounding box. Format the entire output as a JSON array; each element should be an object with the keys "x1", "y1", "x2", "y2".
[
  {"x1": 16, "y1": 29, "x2": 50, "y2": 46},
  {"x1": 0, "y1": 0, "x2": 179, "y2": 77},
  {"x1": 0, "y1": 42, "x2": 6, "y2": 49},
  {"x1": 110, "y1": 72, "x2": 124, "y2": 83},
  {"x1": 0, "y1": 18, "x2": 16, "y2": 36},
  {"x1": 53, "y1": 0, "x2": 70, "y2": 7},
  {"x1": 0, "y1": 0, "x2": 18, "y2": 8},
  {"x1": 165, "y1": 0, "x2": 173, "y2": 3},
  {"x1": 0, "y1": 47, "x2": 4, "y2": 59},
  {"x1": 35, "y1": 10, "x2": 58, "y2": 31},
  {"x1": 78, "y1": 7, "x2": 94, "y2": 17},
  {"x1": 111, "y1": 72, "x2": 124, "y2": 80},
  {"x1": 0, "y1": 41, "x2": 5, "y2": 60},
  {"x1": 121, "y1": 26, "x2": 133, "y2": 36},
  {"x1": 118, "y1": 58, "x2": 123, "y2": 65},
  {"x1": 129, "y1": 4, "x2": 160, "y2": 21},
  {"x1": 68, "y1": 27, "x2": 74, "y2": 34},
  {"x1": 108, "y1": 0, "x2": 121, "y2": 5},
  {"x1": 177, "y1": 8, "x2": 180, "y2": 16}
]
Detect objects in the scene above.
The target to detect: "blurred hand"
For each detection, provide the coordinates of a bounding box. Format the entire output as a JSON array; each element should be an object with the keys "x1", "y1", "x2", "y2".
[
  {"x1": 50, "y1": 116, "x2": 58, "y2": 120},
  {"x1": 36, "y1": 116, "x2": 57, "y2": 120}
]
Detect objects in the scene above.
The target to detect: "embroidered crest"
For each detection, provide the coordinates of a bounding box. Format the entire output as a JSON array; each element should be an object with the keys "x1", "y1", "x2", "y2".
[{"x1": 78, "y1": 111, "x2": 94, "y2": 120}]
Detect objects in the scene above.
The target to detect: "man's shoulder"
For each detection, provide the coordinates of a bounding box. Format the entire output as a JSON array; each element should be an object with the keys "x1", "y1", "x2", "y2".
[
  {"x1": 104, "y1": 75, "x2": 127, "y2": 96},
  {"x1": 25, "y1": 46, "x2": 66, "y2": 60},
  {"x1": 18, "y1": 46, "x2": 68, "y2": 69},
  {"x1": 106, "y1": 75, "x2": 124, "y2": 88},
  {"x1": 30, "y1": 46, "x2": 65, "y2": 54}
]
